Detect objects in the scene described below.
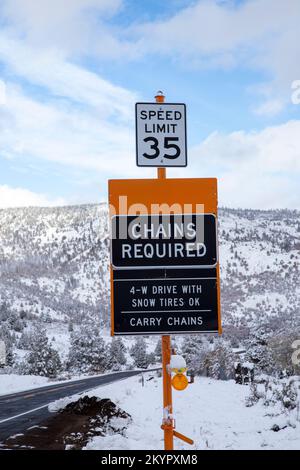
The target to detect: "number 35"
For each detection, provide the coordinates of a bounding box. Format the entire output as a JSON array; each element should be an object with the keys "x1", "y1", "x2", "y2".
[{"x1": 143, "y1": 137, "x2": 180, "y2": 160}]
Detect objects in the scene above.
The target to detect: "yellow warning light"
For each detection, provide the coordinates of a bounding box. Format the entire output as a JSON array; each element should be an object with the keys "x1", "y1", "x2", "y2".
[{"x1": 171, "y1": 373, "x2": 188, "y2": 391}]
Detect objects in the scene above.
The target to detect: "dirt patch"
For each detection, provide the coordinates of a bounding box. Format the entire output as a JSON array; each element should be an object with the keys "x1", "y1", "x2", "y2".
[{"x1": 1, "y1": 396, "x2": 131, "y2": 450}]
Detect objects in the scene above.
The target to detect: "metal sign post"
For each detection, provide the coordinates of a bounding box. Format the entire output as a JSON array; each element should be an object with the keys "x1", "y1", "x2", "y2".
[
  {"x1": 157, "y1": 92, "x2": 191, "y2": 451},
  {"x1": 109, "y1": 91, "x2": 221, "y2": 451},
  {"x1": 154, "y1": 94, "x2": 174, "y2": 449}
]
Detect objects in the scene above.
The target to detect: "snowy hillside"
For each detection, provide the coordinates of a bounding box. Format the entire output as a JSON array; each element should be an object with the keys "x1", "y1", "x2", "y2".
[
  {"x1": 218, "y1": 208, "x2": 300, "y2": 332},
  {"x1": 0, "y1": 204, "x2": 110, "y2": 354},
  {"x1": 0, "y1": 204, "x2": 299, "y2": 374}
]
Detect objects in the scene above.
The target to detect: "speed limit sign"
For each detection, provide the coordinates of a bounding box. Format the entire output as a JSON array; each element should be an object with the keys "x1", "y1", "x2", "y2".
[{"x1": 135, "y1": 102, "x2": 187, "y2": 167}]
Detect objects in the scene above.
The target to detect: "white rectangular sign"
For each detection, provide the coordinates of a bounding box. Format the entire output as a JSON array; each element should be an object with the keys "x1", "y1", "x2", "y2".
[{"x1": 135, "y1": 102, "x2": 187, "y2": 167}]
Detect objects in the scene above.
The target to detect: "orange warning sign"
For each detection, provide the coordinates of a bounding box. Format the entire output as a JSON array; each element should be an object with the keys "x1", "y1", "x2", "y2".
[{"x1": 109, "y1": 177, "x2": 221, "y2": 337}]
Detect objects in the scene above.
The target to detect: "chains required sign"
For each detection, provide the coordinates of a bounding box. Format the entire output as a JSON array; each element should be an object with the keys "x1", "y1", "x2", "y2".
[
  {"x1": 109, "y1": 178, "x2": 221, "y2": 336},
  {"x1": 135, "y1": 102, "x2": 187, "y2": 167}
]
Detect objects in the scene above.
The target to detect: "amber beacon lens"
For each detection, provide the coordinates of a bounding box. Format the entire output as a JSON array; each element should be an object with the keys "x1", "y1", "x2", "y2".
[{"x1": 171, "y1": 373, "x2": 188, "y2": 391}]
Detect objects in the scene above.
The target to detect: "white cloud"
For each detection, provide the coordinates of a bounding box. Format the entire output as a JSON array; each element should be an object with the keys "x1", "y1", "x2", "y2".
[
  {"x1": 133, "y1": 0, "x2": 300, "y2": 114},
  {"x1": 0, "y1": 0, "x2": 128, "y2": 58},
  {"x1": 135, "y1": 1, "x2": 293, "y2": 56},
  {"x1": 218, "y1": 170, "x2": 296, "y2": 209},
  {"x1": 2, "y1": 0, "x2": 121, "y2": 27},
  {"x1": 0, "y1": 184, "x2": 66, "y2": 208},
  {"x1": 0, "y1": 81, "x2": 153, "y2": 182},
  {"x1": 0, "y1": 33, "x2": 137, "y2": 121},
  {"x1": 183, "y1": 120, "x2": 300, "y2": 209},
  {"x1": 0, "y1": 83, "x2": 138, "y2": 174},
  {"x1": 0, "y1": 33, "x2": 141, "y2": 178},
  {"x1": 195, "y1": 120, "x2": 300, "y2": 173},
  {"x1": 0, "y1": 79, "x2": 6, "y2": 105},
  {"x1": 253, "y1": 98, "x2": 285, "y2": 117},
  {"x1": 1, "y1": 0, "x2": 299, "y2": 116}
]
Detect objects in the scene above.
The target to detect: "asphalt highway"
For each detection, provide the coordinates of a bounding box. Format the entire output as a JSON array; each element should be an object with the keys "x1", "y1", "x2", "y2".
[{"x1": 0, "y1": 370, "x2": 146, "y2": 442}]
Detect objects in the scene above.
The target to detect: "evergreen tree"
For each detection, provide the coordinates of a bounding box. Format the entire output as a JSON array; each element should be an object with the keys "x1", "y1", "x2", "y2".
[
  {"x1": 130, "y1": 337, "x2": 150, "y2": 369},
  {"x1": 202, "y1": 342, "x2": 235, "y2": 380},
  {"x1": 267, "y1": 329, "x2": 300, "y2": 376},
  {"x1": 181, "y1": 336, "x2": 203, "y2": 374},
  {"x1": 147, "y1": 351, "x2": 156, "y2": 366},
  {"x1": 154, "y1": 339, "x2": 162, "y2": 362},
  {"x1": 246, "y1": 325, "x2": 273, "y2": 374},
  {"x1": 68, "y1": 323, "x2": 107, "y2": 374},
  {"x1": 18, "y1": 328, "x2": 36, "y2": 350},
  {"x1": 25, "y1": 328, "x2": 62, "y2": 378},
  {"x1": 0, "y1": 324, "x2": 15, "y2": 366},
  {"x1": 107, "y1": 337, "x2": 127, "y2": 370}
]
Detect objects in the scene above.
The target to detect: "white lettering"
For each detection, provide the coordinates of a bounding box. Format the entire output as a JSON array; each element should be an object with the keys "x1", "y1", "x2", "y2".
[
  {"x1": 167, "y1": 316, "x2": 203, "y2": 326},
  {"x1": 130, "y1": 317, "x2": 162, "y2": 327},
  {"x1": 122, "y1": 244, "x2": 132, "y2": 259},
  {"x1": 120, "y1": 242, "x2": 207, "y2": 260}
]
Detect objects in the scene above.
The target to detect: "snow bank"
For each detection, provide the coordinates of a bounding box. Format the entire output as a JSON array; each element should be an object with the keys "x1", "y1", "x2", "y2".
[
  {"x1": 0, "y1": 370, "x2": 133, "y2": 397},
  {"x1": 48, "y1": 393, "x2": 82, "y2": 413},
  {"x1": 81, "y1": 374, "x2": 300, "y2": 450},
  {"x1": 0, "y1": 374, "x2": 50, "y2": 396}
]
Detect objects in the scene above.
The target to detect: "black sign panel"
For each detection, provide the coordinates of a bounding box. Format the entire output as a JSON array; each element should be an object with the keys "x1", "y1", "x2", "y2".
[
  {"x1": 113, "y1": 272, "x2": 218, "y2": 335},
  {"x1": 111, "y1": 214, "x2": 217, "y2": 269}
]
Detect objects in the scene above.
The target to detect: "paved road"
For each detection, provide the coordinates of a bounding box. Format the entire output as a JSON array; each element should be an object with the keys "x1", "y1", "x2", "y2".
[{"x1": 0, "y1": 370, "x2": 148, "y2": 442}]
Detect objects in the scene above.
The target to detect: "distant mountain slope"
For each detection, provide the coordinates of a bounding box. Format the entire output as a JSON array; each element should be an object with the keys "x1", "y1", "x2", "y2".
[
  {"x1": 0, "y1": 204, "x2": 110, "y2": 329},
  {"x1": 0, "y1": 205, "x2": 299, "y2": 346},
  {"x1": 218, "y1": 208, "x2": 299, "y2": 334}
]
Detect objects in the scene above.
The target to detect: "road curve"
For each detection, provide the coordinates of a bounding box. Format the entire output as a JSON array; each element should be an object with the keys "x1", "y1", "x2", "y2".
[{"x1": 0, "y1": 370, "x2": 148, "y2": 442}]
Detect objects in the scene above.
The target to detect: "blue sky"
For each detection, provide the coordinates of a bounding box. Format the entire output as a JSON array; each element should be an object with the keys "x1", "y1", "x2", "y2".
[{"x1": 0, "y1": 0, "x2": 300, "y2": 209}]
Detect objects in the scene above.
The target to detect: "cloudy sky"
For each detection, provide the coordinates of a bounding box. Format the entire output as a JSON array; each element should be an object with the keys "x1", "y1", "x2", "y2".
[{"x1": 0, "y1": 0, "x2": 299, "y2": 209}]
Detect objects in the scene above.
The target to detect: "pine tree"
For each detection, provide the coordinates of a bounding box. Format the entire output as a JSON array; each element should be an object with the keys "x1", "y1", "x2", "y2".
[
  {"x1": 268, "y1": 329, "x2": 300, "y2": 376},
  {"x1": 0, "y1": 324, "x2": 15, "y2": 366},
  {"x1": 181, "y1": 336, "x2": 203, "y2": 374},
  {"x1": 204, "y1": 342, "x2": 235, "y2": 380},
  {"x1": 68, "y1": 323, "x2": 107, "y2": 374},
  {"x1": 107, "y1": 337, "x2": 127, "y2": 371},
  {"x1": 18, "y1": 328, "x2": 36, "y2": 350},
  {"x1": 25, "y1": 328, "x2": 62, "y2": 378},
  {"x1": 130, "y1": 337, "x2": 150, "y2": 369},
  {"x1": 246, "y1": 325, "x2": 273, "y2": 374},
  {"x1": 154, "y1": 339, "x2": 162, "y2": 362}
]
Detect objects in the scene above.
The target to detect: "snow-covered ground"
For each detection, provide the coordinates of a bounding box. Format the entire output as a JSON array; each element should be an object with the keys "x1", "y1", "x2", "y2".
[
  {"x1": 61, "y1": 374, "x2": 300, "y2": 450},
  {"x1": 0, "y1": 374, "x2": 51, "y2": 396}
]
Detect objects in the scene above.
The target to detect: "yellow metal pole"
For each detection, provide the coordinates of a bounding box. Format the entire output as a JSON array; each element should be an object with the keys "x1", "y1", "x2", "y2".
[{"x1": 155, "y1": 91, "x2": 174, "y2": 451}]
